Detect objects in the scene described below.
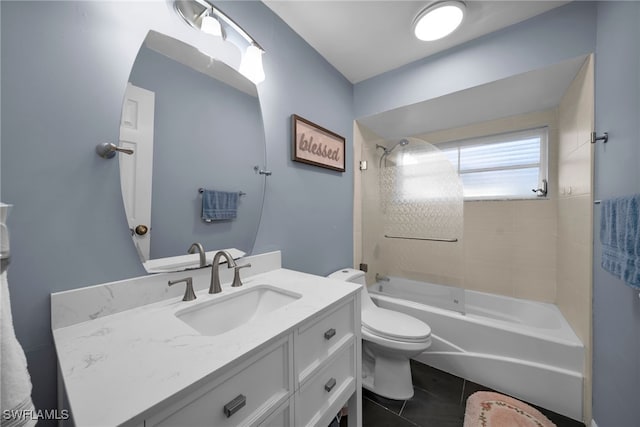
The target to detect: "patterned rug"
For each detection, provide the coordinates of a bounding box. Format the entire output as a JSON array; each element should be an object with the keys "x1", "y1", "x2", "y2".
[{"x1": 464, "y1": 391, "x2": 556, "y2": 427}]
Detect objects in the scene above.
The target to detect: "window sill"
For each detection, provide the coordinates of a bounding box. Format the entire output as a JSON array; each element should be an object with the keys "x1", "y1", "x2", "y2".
[{"x1": 464, "y1": 196, "x2": 550, "y2": 202}]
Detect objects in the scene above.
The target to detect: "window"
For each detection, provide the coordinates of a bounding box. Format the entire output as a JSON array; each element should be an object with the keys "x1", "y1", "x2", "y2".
[{"x1": 436, "y1": 127, "x2": 548, "y2": 200}]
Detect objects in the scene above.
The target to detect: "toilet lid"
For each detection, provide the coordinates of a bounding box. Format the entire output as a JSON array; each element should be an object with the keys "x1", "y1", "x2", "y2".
[{"x1": 362, "y1": 306, "x2": 431, "y2": 342}]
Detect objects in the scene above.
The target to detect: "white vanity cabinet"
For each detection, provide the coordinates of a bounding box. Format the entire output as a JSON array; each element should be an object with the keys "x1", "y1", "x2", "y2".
[
  {"x1": 52, "y1": 258, "x2": 362, "y2": 427},
  {"x1": 143, "y1": 295, "x2": 360, "y2": 427},
  {"x1": 294, "y1": 300, "x2": 358, "y2": 426},
  {"x1": 259, "y1": 398, "x2": 294, "y2": 427},
  {"x1": 295, "y1": 342, "x2": 356, "y2": 426},
  {"x1": 145, "y1": 336, "x2": 293, "y2": 427}
]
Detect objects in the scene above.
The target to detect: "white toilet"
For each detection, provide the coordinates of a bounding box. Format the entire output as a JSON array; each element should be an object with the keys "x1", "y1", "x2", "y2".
[{"x1": 328, "y1": 268, "x2": 431, "y2": 400}]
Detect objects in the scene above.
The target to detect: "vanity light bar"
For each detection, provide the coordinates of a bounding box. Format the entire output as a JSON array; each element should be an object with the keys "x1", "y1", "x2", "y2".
[{"x1": 183, "y1": 0, "x2": 264, "y2": 52}]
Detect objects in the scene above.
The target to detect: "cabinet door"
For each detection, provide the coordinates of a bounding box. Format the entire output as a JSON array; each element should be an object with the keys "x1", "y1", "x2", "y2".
[
  {"x1": 258, "y1": 398, "x2": 293, "y2": 427},
  {"x1": 295, "y1": 300, "x2": 356, "y2": 385},
  {"x1": 295, "y1": 341, "x2": 356, "y2": 427},
  {"x1": 146, "y1": 337, "x2": 291, "y2": 427}
]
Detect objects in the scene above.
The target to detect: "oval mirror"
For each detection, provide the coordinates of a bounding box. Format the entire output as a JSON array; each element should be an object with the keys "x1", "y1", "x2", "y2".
[{"x1": 118, "y1": 30, "x2": 266, "y2": 273}]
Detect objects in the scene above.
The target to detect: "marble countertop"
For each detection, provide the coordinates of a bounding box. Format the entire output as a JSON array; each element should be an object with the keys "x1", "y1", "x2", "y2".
[{"x1": 53, "y1": 266, "x2": 360, "y2": 426}]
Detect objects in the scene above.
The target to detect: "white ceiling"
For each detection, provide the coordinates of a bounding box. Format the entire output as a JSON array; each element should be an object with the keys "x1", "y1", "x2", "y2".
[
  {"x1": 262, "y1": 1, "x2": 571, "y2": 84},
  {"x1": 262, "y1": 1, "x2": 584, "y2": 139}
]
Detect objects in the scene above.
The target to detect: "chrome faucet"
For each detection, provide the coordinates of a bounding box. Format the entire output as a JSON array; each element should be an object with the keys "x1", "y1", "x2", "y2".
[
  {"x1": 375, "y1": 273, "x2": 390, "y2": 282},
  {"x1": 209, "y1": 250, "x2": 237, "y2": 294},
  {"x1": 188, "y1": 242, "x2": 207, "y2": 268}
]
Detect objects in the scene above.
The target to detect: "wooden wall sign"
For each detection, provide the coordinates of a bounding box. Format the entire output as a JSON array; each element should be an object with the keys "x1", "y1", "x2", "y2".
[{"x1": 292, "y1": 114, "x2": 345, "y2": 172}]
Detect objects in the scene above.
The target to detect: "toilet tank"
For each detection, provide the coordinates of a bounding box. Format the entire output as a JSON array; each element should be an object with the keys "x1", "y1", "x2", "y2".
[{"x1": 327, "y1": 268, "x2": 366, "y2": 285}]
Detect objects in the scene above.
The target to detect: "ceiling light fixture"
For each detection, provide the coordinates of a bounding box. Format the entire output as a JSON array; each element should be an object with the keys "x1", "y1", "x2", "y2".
[
  {"x1": 239, "y1": 43, "x2": 265, "y2": 84},
  {"x1": 413, "y1": 1, "x2": 466, "y2": 41}
]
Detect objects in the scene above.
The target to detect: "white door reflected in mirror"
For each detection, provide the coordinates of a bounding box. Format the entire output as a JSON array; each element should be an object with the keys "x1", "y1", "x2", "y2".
[{"x1": 119, "y1": 83, "x2": 155, "y2": 261}]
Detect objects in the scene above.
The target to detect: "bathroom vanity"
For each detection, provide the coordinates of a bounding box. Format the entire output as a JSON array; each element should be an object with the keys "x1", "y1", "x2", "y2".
[{"x1": 52, "y1": 251, "x2": 362, "y2": 426}]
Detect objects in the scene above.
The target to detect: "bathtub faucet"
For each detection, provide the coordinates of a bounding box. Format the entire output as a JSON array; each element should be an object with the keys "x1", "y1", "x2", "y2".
[{"x1": 375, "y1": 273, "x2": 390, "y2": 282}]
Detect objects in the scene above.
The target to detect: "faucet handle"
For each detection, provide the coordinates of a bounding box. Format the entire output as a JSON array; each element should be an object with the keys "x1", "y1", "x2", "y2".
[
  {"x1": 231, "y1": 263, "x2": 252, "y2": 287},
  {"x1": 168, "y1": 277, "x2": 196, "y2": 301}
]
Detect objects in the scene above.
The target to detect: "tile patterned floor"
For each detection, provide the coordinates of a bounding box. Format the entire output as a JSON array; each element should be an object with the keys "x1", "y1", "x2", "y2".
[{"x1": 361, "y1": 360, "x2": 585, "y2": 427}]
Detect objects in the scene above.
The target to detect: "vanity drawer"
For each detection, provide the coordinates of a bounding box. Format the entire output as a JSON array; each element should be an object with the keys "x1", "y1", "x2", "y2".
[
  {"x1": 295, "y1": 299, "x2": 355, "y2": 384},
  {"x1": 294, "y1": 342, "x2": 356, "y2": 427},
  {"x1": 258, "y1": 397, "x2": 293, "y2": 427},
  {"x1": 145, "y1": 337, "x2": 291, "y2": 427}
]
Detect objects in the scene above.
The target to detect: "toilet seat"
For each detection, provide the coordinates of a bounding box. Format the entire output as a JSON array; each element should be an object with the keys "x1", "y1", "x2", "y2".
[{"x1": 362, "y1": 306, "x2": 431, "y2": 343}]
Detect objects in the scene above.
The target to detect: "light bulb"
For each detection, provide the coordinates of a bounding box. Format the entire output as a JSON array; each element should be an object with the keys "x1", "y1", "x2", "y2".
[
  {"x1": 239, "y1": 44, "x2": 265, "y2": 84},
  {"x1": 200, "y1": 14, "x2": 222, "y2": 37}
]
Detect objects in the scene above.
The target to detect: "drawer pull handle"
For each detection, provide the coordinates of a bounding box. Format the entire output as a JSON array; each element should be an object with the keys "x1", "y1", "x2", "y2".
[
  {"x1": 223, "y1": 394, "x2": 246, "y2": 418},
  {"x1": 324, "y1": 328, "x2": 336, "y2": 340},
  {"x1": 324, "y1": 378, "x2": 337, "y2": 393}
]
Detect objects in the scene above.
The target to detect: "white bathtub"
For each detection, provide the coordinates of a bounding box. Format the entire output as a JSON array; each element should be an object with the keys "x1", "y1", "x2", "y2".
[{"x1": 369, "y1": 277, "x2": 584, "y2": 421}]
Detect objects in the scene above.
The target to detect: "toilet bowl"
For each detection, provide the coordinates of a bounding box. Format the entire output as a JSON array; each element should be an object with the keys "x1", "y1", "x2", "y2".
[{"x1": 328, "y1": 268, "x2": 431, "y2": 400}]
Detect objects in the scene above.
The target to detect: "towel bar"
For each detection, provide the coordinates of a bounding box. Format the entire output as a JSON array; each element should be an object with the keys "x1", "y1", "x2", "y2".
[
  {"x1": 385, "y1": 234, "x2": 458, "y2": 242},
  {"x1": 198, "y1": 188, "x2": 246, "y2": 196}
]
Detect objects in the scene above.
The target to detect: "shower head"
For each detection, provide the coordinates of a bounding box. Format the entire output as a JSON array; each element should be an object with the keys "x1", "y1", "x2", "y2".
[
  {"x1": 386, "y1": 138, "x2": 410, "y2": 154},
  {"x1": 378, "y1": 138, "x2": 410, "y2": 167},
  {"x1": 377, "y1": 139, "x2": 410, "y2": 155}
]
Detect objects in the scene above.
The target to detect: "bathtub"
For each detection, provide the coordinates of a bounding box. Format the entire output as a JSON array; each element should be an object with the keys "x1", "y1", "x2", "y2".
[{"x1": 369, "y1": 277, "x2": 584, "y2": 421}]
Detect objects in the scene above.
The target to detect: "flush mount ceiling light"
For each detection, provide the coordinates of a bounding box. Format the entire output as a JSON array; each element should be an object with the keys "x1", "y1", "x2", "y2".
[{"x1": 413, "y1": 1, "x2": 466, "y2": 41}]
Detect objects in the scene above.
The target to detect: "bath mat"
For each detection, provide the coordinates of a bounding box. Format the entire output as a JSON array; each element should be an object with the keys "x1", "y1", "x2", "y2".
[{"x1": 463, "y1": 391, "x2": 556, "y2": 427}]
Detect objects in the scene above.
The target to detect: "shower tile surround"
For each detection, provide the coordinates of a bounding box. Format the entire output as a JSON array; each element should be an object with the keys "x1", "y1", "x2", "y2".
[
  {"x1": 357, "y1": 108, "x2": 561, "y2": 299},
  {"x1": 355, "y1": 56, "x2": 594, "y2": 422},
  {"x1": 555, "y1": 55, "x2": 594, "y2": 423}
]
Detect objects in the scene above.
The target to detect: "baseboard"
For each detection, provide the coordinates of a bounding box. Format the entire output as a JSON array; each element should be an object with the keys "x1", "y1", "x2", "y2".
[{"x1": 591, "y1": 419, "x2": 598, "y2": 427}]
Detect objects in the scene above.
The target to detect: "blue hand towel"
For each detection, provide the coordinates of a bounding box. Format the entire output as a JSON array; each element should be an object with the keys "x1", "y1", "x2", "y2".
[
  {"x1": 600, "y1": 194, "x2": 640, "y2": 290},
  {"x1": 201, "y1": 190, "x2": 239, "y2": 222}
]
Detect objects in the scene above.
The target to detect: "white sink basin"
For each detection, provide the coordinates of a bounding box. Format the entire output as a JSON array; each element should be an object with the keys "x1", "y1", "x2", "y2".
[{"x1": 175, "y1": 285, "x2": 301, "y2": 336}]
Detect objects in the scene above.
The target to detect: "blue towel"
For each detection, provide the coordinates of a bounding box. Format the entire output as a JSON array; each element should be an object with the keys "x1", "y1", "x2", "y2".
[
  {"x1": 201, "y1": 190, "x2": 239, "y2": 222},
  {"x1": 600, "y1": 194, "x2": 640, "y2": 290}
]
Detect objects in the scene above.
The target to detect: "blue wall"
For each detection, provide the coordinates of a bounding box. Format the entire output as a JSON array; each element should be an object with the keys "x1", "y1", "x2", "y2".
[
  {"x1": 2, "y1": 1, "x2": 639, "y2": 423},
  {"x1": 592, "y1": 2, "x2": 640, "y2": 425},
  {"x1": 1, "y1": 0, "x2": 353, "y2": 417},
  {"x1": 223, "y1": 0, "x2": 356, "y2": 274}
]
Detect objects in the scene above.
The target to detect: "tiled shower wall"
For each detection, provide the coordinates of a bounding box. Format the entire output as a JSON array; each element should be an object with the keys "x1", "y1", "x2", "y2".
[
  {"x1": 355, "y1": 108, "x2": 560, "y2": 302},
  {"x1": 556, "y1": 55, "x2": 594, "y2": 423}
]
